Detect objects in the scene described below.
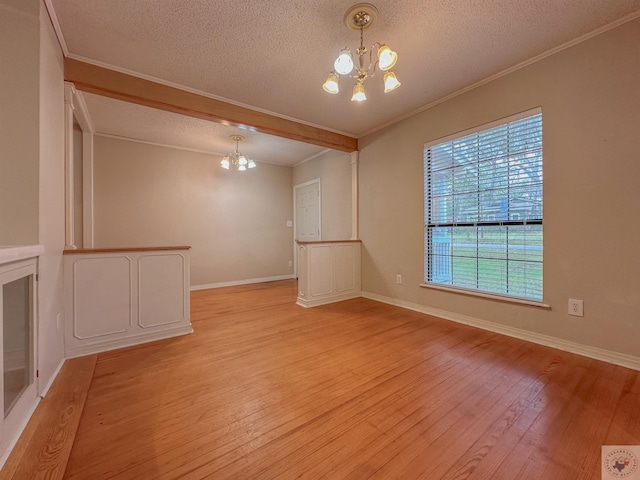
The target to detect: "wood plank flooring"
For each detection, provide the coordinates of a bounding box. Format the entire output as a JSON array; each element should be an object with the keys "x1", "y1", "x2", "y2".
[
  {"x1": 62, "y1": 280, "x2": 640, "y2": 479},
  {"x1": 0, "y1": 354, "x2": 97, "y2": 480}
]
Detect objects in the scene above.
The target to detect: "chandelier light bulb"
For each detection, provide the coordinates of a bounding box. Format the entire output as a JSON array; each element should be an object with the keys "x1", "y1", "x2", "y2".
[
  {"x1": 334, "y1": 49, "x2": 354, "y2": 75},
  {"x1": 383, "y1": 71, "x2": 401, "y2": 93},
  {"x1": 351, "y1": 82, "x2": 367, "y2": 102},
  {"x1": 323, "y1": 5, "x2": 400, "y2": 102},
  {"x1": 323, "y1": 72, "x2": 340, "y2": 94},
  {"x1": 377, "y1": 45, "x2": 398, "y2": 71},
  {"x1": 220, "y1": 135, "x2": 256, "y2": 171}
]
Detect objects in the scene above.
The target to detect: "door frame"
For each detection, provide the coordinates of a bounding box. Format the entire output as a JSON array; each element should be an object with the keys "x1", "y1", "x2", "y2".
[{"x1": 293, "y1": 178, "x2": 321, "y2": 277}]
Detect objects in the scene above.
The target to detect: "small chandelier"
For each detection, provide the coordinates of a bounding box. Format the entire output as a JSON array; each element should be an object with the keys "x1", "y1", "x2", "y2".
[
  {"x1": 323, "y1": 3, "x2": 400, "y2": 102},
  {"x1": 220, "y1": 135, "x2": 256, "y2": 171}
]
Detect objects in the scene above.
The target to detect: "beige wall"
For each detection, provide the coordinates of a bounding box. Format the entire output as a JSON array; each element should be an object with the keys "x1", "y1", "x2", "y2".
[
  {"x1": 93, "y1": 136, "x2": 294, "y2": 286},
  {"x1": 293, "y1": 150, "x2": 352, "y2": 240},
  {"x1": 0, "y1": 0, "x2": 40, "y2": 244},
  {"x1": 0, "y1": 0, "x2": 65, "y2": 396},
  {"x1": 359, "y1": 18, "x2": 640, "y2": 358},
  {"x1": 37, "y1": 1, "x2": 66, "y2": 391}
]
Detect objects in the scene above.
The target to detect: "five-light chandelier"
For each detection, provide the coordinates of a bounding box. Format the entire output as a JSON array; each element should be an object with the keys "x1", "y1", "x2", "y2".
[
  {"x1": 220, "y1": 135, "x2": 256, "y2": 171},
  {"x1": 323, "y1": 3, "x2": 400, "y2": 102}
]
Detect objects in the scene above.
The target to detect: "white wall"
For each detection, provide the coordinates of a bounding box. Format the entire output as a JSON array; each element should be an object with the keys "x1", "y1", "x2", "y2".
[
  {"x1": 359, "y1": 17, "x2": 640, "y2": 359},
  {"x1": 92, "y1": 136, "x2": 295, "y2": 286},
  {"x1": 37, "y1": 0, "x2": 66, "y2": 391},
  {"x1": 293, "y1": 150, "x2": 352, "y2": 240}
]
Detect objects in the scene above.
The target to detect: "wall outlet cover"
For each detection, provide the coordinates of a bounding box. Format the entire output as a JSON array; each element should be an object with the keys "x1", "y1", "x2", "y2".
[{"x1": 568, "y1": 299, "x2": 584, "y2": 317}]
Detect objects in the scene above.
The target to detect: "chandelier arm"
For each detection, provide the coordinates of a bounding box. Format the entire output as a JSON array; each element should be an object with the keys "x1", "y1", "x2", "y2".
[
  {"x1": 369, "y1": 47, "x2": 377, "y2": 76},
  {"x1": 323, "y1": 4, "x2": 399, "y2": 100}
]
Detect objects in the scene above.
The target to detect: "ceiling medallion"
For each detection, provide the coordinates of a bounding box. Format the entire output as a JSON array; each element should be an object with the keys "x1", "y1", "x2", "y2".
[{"x1": 323, "y1": 3, "x2": 400, "y2": 102}]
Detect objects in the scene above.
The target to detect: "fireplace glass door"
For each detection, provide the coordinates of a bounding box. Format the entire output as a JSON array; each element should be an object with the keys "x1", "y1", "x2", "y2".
[{"x1": 3, "y1": 275, "x2": 33, "y2": 418}]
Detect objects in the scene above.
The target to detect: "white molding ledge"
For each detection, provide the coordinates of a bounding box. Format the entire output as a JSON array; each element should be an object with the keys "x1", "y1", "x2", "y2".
[
  {"x1": 0, "y1": 245, "x2": 44, "y2": 265},
  {"x1": 362, "y1": 291, "x2": 640, "y2": 372}
]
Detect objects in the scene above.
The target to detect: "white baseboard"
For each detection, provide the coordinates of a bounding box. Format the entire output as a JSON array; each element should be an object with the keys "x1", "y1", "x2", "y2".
[
  {"x1": 296, "y1": 292, "x2": 362, "y2": 308},
  {"x1": 65, "y1": 325, "x2": 194, "y2": 358},
  {"x1": 39, "y1": 357, "x2": 66, "y2": 398},
  {"x1": 0, "y1": 356, "x2": 66, "y2": 470},
  {"x1": 191, "y1": 274, "x2": 295, "y2": 291},
  {"x1": 0, "y1": 396, "x2": 41, "y2": 471},
  {"x1": 362, "y1": 291, "x2": 640, "y2": 372}
]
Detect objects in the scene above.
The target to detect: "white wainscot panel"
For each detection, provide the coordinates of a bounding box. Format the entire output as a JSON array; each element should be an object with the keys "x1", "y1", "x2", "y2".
[
  {"x1": 308, "y1": 246, "x2": 333, "y2": 296},
  {"x1": 297, "y1": 241, "x2": 361, "y2": 308},
  {"x1": 64, "y1": 247, "x2": 192, "y2": 357},
  {"x1": 138, "y1": 253, "x2": 186, "y2": 328},
  {"x1": 73, "y1": 256, "x2": 131, "y2": 339},
  {"x1": 334, "y1": 245, "x2": 356, "y2": 292}
]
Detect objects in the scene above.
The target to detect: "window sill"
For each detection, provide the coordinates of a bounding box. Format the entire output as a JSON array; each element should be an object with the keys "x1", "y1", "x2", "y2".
[{"x1": 419, "y1": 283, "x2": 550, "y2": 309}]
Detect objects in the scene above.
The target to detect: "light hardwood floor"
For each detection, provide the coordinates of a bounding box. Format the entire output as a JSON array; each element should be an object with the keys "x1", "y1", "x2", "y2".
[{"x1": 60, "y1": 280, "x2": 639, "y2": 479}]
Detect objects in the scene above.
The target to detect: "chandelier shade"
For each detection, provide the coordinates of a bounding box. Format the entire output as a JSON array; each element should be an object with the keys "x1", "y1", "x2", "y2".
[
  {"x1": 383, "y1": 71, "x2": 401, "y2": 92},
  {"x1": 220, "y1": 135, "x2": 256, "y2": 171},
  {"x1": 377, "y1": 45, "x2": 398, "y2": 71},
  {"x1": 334, "y1": 49, "x2": 355, "y2": 75},
  {"x1": 323, "y1": 72, "x2": 340, "y2": 94},
  {"x1": 351, "y1": 82, "x2": 367, "y2": 102},
  {"x1": 323, "y1": 3, "x2": 400, "y2": 102}
]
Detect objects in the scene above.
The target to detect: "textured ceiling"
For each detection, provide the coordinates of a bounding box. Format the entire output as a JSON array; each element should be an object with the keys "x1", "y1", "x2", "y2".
[
  {"x1": 81, "y1": 92, "x2": 328, "y2": 166},
  {"x1": 49, "y1": 0, "x2": 640, "y2": 148}
]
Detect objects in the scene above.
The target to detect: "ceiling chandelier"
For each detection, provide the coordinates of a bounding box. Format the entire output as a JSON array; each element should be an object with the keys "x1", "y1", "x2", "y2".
[
  {"x1": 220, "y1": 135, "x2": 256, "y2": 171},
  {"x1": 323, "y1": 3, "x2": 400, "y2": 102}
]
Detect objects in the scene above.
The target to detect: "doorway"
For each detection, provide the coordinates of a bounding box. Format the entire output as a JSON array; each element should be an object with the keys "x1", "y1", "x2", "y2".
[{"x1": 293, "y1": 179, "x2": 321, "y2": 276}]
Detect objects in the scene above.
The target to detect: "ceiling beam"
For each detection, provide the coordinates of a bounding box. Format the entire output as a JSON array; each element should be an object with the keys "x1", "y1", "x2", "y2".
[{"x1": 64, "y1": 58, "x2": 358, "y2": 153}]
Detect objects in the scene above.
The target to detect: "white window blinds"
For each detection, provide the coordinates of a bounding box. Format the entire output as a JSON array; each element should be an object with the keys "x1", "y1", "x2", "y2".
[{"x1": 424, "y1": 110, "x2": 543, "y2": 300}]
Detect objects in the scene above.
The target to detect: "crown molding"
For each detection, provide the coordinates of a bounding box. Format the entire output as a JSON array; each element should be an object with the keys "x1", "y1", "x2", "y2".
[{"x1": 358, "y1": 9, "x2": 640, "y2": 139}]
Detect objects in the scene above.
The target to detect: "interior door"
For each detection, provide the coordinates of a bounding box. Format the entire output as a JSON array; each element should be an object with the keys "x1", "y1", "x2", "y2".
[{"x1": 295, "y1": 181, "x2": 320, "y2": 242}]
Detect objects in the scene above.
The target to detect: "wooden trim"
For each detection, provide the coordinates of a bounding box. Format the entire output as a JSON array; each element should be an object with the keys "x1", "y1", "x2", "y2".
[
  {"x1": 64, "y1": 58, "x2": 358, "y2": 153},
  {"x1": 296, "y1": 239, "x2": 362, "y2": 245},
  {"x1": 63, "y1": 246, "x2": 191, "y2": 255}
]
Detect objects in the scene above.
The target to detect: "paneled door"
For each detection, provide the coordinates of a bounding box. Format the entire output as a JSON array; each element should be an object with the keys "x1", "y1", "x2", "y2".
[
  {"x1": 294, "y1": 180, "x2": 321, "y2": 277},
  {"x1": 295, "y1": 180, "x2": 320, "y2": 242}
]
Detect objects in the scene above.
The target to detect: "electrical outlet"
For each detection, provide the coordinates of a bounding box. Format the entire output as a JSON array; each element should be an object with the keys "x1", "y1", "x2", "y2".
[
  {"x1": 288, "y1": 260, "x2": 293, "y2": 267},
  {"x1": 568, "y1": 299, "x2": 583, "y2": 317},
  {"x1": 286, "y1": 220, "x2": 293, "y2": 227},
  {"x1": 396, "y1": 274, "x2": 403, "y2": 285}
]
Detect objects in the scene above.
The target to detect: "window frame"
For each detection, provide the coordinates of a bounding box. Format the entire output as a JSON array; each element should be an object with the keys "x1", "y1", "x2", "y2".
[{"x1": 422, "y1": 108, "x2": 545, "y2": 305}]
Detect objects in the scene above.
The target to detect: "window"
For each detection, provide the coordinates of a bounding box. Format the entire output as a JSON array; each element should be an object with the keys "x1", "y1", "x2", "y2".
[{"x1": 424, "y1": 110, "x2": 543, "y2": 301}]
